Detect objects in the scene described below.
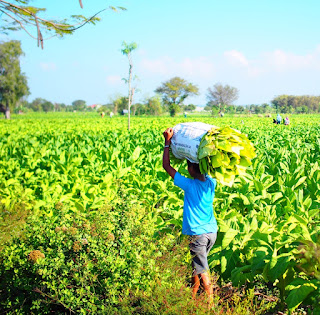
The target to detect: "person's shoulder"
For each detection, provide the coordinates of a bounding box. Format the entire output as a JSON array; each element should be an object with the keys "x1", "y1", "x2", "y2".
[
  {"x1": 174, "y1": 172, "x2": 193, "y2": 190},
  {"x1": 205, "y1": 174, "x2": 217, "y2": 186},
  {"x1": 174, "y1": 172, "x2": 189, "y2": 182}
]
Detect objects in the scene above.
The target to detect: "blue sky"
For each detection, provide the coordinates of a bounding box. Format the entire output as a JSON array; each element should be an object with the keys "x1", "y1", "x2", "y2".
[{"x1": 1, "y1": 0, "x2": 320, "y2": 106}]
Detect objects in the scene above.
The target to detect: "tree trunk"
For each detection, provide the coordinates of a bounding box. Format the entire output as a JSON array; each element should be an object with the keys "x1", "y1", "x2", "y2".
[
  {"x1": 131, "y1": 88, "x2": 135, "y2": 116},
  {"x1": 128, "y1": 62, "x2": 132, "y2": 131},
  {"x1": 5, "y1": 106, "x2": 11, "y2": 119},
  {"x1": 0, "y1": 103, "x2": 11, "y2": 119}
]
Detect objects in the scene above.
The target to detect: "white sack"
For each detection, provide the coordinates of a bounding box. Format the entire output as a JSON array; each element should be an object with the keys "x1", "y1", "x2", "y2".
[{"x1": 171, "y1": 122, "x2": 217, "y2": 163}]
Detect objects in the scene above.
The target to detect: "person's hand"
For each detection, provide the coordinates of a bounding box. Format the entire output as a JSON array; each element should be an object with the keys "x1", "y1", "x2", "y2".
[{"x1": 163, "y1": 128, "x2": 173, "y2": 143}]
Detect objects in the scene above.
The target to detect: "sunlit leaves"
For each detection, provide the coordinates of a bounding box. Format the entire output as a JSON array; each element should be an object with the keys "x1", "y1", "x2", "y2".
[{"x1": 198, "y1": 126, "x2": 256, "y2": 186}]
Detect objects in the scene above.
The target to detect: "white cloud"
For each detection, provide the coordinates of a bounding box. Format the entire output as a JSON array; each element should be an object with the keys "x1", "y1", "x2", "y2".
[
  {"x1": 263, "y1": 49, "x2": 318, "y2": 71},
  {"x1": 40, "y1": 62, "x2": 56, "y2": 71},
  {"x1": 224, "y1": 50, "x2": 249, "y2": 66},
  {"x1": 222, "y1": 45, "x2": 320, "y2": 78},
  {"x1": 139, "y1": 56, "x2": 215, "y2": 78}
]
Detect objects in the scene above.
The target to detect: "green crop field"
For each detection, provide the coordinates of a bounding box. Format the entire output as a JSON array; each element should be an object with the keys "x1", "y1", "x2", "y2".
[{"x1": 1, "y1": 113, "x2": 320, "y2": 314}]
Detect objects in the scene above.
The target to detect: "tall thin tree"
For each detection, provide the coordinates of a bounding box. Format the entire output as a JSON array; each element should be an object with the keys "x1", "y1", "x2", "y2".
[{"x1": 121, "y1": 41, "x2": 137, "y2": 131}]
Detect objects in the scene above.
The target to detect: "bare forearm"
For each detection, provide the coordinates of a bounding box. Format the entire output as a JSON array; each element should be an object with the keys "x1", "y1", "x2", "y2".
[
  {"x1": 162, "y1": 140, "x2": 176, "y2": 179},
  {"x1": 162, "y1": 140, "x2": 171, "y2": 168}
]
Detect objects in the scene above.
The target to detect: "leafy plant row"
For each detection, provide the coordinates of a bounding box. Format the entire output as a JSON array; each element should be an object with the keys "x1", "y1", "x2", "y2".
[{"x1": 1, "y1": 114, "x2": 320, "y2": 312}]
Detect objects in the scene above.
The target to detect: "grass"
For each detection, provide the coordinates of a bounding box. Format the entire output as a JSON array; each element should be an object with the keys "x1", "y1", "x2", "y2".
[{"x1": 111, "y1": 235, "x2": 278, "y2": 314}]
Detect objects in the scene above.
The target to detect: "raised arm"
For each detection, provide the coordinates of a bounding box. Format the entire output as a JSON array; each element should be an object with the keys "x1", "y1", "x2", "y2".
[{"x1": 162, "y1": 128, "x2": 177, "y2": 179}]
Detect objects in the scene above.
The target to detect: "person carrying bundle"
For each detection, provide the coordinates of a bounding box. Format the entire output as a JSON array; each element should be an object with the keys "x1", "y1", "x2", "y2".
[{"x1": 162, "y1": 127, "x2": 218, "y2": 304}]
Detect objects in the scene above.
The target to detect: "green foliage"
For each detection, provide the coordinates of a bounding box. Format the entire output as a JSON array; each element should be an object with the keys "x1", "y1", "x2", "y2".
[
  {"x1": 0, "y1": 1, "x2": 126, "y2": 48},
  {"x1": 121, "y1": 41, "x2": 138, "y2": 55},
  {"x1": 1, "y1": 113, "x2": 320, "y2": 312},
  {"x1": 72, "y1": 99, "x2": 87, "y2": 111},
  {"x1": 42, "y1": 101, "x2": 54, "y2": 113},
  {"x1": 169, "y1": 103, "x2": 181, "y2": 117},
  {"x1": 28, "y1": 98, "x2": 48, "y2": 112},
  {"x1": 0, "y1": 40, "x2": 29, "y2": 115},
  {"x1": 271, "y1": 95, "x2": 320, "y2": 114},
  {"x1": 155, "y1": 77, "x2": 199, "y2": 116},
  {"x1": 0, "y1": 196, "x2": 171, "y2": 312},
  {"x1": 185, "y1": 104, "x2": 196, "y2": 112},
  {"x1": 112, "y1": 96, "x2": 128, "y2": 114},
  {"x1": 144, "y1": 95, "x2": 163, "y2": 115},
  {"x1": 198, "y1": 126, "x2": 256, "y2": 186}
]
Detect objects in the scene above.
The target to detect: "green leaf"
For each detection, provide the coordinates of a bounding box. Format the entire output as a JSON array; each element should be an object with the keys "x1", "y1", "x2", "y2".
[
  {"x1": 231, "y1": 265, "x2": 253, "y2": 286},
  {"x1": 221, "y1": 228, "x2": 238, "y2": 249},
  {"x1": 292, "y1": 176, "x2": 307, "y2": 190},
  {"x1": 131, "y1": 146, "x2": 141, "y2": 161},
  {"x1": 286, "y1": 278, "x2": 317, "y2": 310},
  {"x1": 271, "y1": 192, "x2": 283, "y2": 203},
  {"x1": 267, "y1": 253, "x2": 293, "y2": 282}
]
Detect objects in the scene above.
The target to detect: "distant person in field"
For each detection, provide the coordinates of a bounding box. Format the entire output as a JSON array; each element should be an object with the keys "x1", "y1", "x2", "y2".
[
  {"x1": 184, "y1": 112, "x2": 187, "y2": 118},
  {"x1": 276, "y1": 114, "x2": 282, "y2": 124},
  {"x1": 162, "y1": 128, "x2": 218, "y2": 304},
  {"x1": 100, "y1": 112, "x2": 105, "y2": 118},
  {"x1": 110, "y1": 112, "x2": 114, "y2": 118},
  {"x1": 284, "y1": 116, "x2": 290, "y2": 125}
]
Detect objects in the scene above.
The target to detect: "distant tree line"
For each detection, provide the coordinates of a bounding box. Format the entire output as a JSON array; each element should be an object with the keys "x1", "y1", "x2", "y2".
[
  {"x1": 13, "y1": 88, "x2": 320, "y2": 118},
  {"x1": 270, "y1": 95, "x2": 320, "y2": 114},
  {"x1": 2, "y1": 40, "x2": 320, "y2": 119},
  {"x1": 17, "y1": 94, "x2": 197, "y2": 116}
]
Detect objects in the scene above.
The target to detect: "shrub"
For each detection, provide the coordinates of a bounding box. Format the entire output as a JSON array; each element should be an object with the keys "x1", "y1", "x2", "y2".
[{"x1": 0, "y1": 198, "x2": 172, "y2": 313}]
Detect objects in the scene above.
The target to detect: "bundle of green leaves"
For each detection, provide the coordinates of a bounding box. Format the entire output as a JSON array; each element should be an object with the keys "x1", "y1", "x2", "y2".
[{"x1": 198, "y1": 126, "x2": 256, "y2": 186}]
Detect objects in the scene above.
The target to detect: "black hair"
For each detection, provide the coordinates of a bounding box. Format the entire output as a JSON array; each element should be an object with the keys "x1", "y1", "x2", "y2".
[{"x1": 187, "y1": 160, "x2": 201, "y2": 174}]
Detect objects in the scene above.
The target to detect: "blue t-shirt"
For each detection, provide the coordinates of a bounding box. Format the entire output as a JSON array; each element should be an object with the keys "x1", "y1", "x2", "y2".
[{"x1": 174, "y1": 172, "x2": 218, "y2": 235}]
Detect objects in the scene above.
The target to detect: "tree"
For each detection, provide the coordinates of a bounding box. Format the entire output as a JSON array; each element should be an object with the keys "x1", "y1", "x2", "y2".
[
  {"x1": 97, "y1": 103, "x2": 113, "y2": 114},
  {"x1": 226, "y1": 104, "x2": 236, "y2": 115},
  {"x1": 54, "y1": 102, "x2": 67, "y2": 112},
  {"x1": 184, "y1": 104, "x2": 196, "y2": 112},
  {"x1": 271, "y1": 95, "x2": 320, "y2": 114},
  {"x1": 155, "y1": 77, "x2": 199, "y2": 117},
  {"x1": 28, "y1": 98, "x2": 46, "y2": 111},
  {"x1": 271, "y1": 95, "x2": 288, "y2": 113},
  {"x1": 207, "y1": 104, "x2": 219, "y2": 116},
  {"x1": 0, "y1": 1, "x2": 126, "y2": 48},
  {"x1": 206, "y1": 83, "x2": 239, "y2": 111},
  {"x1": 72, "y1": 99, "x2": 86, "y2": 111},
  {"x1": 236, "y1": 105, "x2": 245, "y2": 114},
  {"x1": 121, "y1": 41, "x2": 138, "y2": 131},
  {"x1": 112, "y1": 96, "x2": 128, "y2": 115},
  {"x1": 0, "y1": 40, "x2": 29, "y2": 119},
  {"x1": 132, "y1": 103, "x2": 146, "y2": 116},
  {"x1": 144, "y1": 95, "x2": 162, "y2": 115},
  {"x1": 42, "y1": 100, "x2": 54, "y2": 112}
]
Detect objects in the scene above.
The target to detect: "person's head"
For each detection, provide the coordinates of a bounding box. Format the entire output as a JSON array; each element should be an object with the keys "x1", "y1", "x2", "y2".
[{"x1": 187, "y1": 160, "x2": 201, "y2": 178}]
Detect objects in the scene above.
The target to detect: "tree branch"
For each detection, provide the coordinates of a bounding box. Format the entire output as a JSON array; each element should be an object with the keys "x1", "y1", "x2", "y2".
[
  {"x1": 0, "y1": 9, "x2": 38, "y2": 39},
  {"x1": 0, "y1": 1, "x2": 124, "y2": 48}
]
